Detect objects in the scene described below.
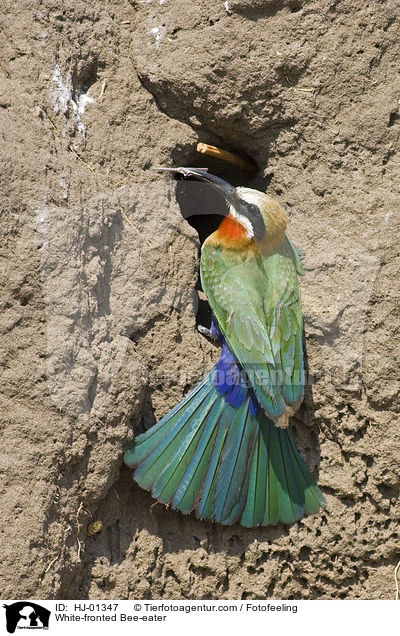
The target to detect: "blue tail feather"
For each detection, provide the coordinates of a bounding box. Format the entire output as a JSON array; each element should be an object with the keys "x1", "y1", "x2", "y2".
[{"x1": 173, "y1": 400, "x2": 224, "y2": 513}]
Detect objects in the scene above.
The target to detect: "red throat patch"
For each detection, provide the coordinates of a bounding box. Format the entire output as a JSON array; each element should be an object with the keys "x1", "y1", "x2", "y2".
[
  {"x1": 205, "y1": 213, "x2": 255, "y2": 250},
  {"x1": 217, "y1": 214, "x2": 248, "y2": 241}
]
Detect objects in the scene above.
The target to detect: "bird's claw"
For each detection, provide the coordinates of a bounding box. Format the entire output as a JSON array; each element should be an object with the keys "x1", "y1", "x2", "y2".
[{"x1": 198, "y1": 325, "x2": 219, "y2": 341}]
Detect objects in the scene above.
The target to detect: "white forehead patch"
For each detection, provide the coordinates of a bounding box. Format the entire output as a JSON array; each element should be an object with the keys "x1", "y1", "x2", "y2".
[
  {"x1": 236, "y1": 187, "x2": 269, "y2": 208},
  {"x1": 229, "y1": 203, "x2": 254, "y2": 238}
]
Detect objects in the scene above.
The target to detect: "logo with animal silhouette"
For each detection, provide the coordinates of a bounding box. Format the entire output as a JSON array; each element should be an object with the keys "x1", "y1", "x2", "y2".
[{"x1": 3, "y1": 602, "x2": 50, "y2": 634}]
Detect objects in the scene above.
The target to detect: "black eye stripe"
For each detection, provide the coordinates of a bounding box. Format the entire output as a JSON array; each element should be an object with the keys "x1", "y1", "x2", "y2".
[{"x1": 238, "y1": 201, "x2": 266, "y2": 241}]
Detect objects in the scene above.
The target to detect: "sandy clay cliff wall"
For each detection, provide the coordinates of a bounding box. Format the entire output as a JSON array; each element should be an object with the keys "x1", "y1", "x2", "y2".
[{"x1": 0, "y1": 0, "x2": 399, "y2": 599}]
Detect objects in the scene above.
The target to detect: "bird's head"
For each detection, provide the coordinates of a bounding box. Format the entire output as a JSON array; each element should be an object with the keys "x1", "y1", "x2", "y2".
[{"x1": 157, "y1": 167, "x2": 288, "y2": 252}]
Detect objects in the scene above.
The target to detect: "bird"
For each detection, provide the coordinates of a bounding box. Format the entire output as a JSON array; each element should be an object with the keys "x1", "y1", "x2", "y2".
[{"x1": 124, "y1": 167, "x2": 326, "y2": 527}]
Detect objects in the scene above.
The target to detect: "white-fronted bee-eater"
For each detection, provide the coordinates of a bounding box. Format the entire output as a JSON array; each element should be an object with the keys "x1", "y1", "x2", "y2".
[{"x1": 125, "y1": 168, "x2": 326, "y2": 527}]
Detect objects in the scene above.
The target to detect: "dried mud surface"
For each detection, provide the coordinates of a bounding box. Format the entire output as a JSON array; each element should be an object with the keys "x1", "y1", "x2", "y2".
[{"x1": 0, "y1": 0, "x2": 399, "y2": 599}]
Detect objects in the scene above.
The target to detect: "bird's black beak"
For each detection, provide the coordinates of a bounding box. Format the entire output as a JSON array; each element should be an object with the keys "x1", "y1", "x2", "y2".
[{"x1": 154, "y1": 166, "x2": 237, "y2": 207}]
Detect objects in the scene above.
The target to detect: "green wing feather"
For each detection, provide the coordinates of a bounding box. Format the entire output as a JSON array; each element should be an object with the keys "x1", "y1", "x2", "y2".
[{"x1": 200, "y1": 235, "x2": 304, "y2": 419}]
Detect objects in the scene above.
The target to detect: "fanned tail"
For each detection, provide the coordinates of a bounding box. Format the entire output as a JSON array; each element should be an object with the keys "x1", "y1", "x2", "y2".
[{"x1": 124, "y1": 368, "x2": 325, "y2": 527}]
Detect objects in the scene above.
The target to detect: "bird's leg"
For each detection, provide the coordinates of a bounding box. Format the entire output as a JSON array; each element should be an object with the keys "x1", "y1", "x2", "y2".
[
  {"x1": 198, "y1": 318, "x2": 223, "y2": 342},
  {"x1": 198, "y1": 325, "x2": 219, "y2": 341}
]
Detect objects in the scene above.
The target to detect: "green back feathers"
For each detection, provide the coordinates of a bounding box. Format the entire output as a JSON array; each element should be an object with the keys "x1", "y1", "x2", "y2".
[{"x1": 200, "y1": 236, "x2": 305, "y2": 419}]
